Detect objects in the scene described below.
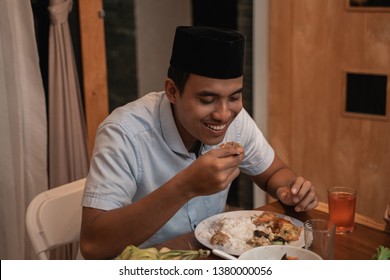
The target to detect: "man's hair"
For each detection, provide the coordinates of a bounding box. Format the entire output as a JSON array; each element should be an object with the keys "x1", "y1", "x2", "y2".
[{"x1": 167, "y1": 65, "x2": 190, "y2": 94}]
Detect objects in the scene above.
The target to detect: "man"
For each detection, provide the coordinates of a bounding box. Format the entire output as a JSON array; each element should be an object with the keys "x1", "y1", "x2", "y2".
[{"x1": 80, "y1": 26, "x2": 318, "y2": 259}]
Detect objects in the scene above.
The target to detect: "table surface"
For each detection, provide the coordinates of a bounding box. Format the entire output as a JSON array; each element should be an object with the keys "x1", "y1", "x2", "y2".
[{"x1": 156, "y1": 201, "x2": 390, "y2": 260}]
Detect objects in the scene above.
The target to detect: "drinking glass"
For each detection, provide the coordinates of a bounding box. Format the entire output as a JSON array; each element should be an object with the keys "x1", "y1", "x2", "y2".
[
  {"x1": 328, "y1": 186, "x2": 357, "y2": 234},
  {"x1": 304, "y1": 219, "x2": 335, "y2": 260}
]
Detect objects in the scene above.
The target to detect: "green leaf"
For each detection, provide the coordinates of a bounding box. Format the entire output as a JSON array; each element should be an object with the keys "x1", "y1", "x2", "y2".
[{"x1": 372, "y1": 246, "x2": 390, "y2": 260}]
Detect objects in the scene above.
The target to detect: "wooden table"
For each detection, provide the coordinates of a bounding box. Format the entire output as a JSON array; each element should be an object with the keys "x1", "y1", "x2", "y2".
[{"x1": 157, "y1": 201, "x2": 390, "y2": 260}]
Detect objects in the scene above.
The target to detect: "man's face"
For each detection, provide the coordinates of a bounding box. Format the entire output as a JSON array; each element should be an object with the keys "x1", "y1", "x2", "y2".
[{"x1": 169, "y1": 74, "x2": 243, "y2": 150}]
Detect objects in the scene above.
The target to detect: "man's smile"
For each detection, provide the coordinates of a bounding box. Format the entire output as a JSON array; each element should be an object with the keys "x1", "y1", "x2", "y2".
[{"x1": 204, "y1": 123, "x2": 227, "y2": 131}]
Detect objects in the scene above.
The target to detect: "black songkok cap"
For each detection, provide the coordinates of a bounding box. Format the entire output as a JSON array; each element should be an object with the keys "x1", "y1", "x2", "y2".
[{"x1": 170, "y1": 26, "x2": 245, "y2": 79}]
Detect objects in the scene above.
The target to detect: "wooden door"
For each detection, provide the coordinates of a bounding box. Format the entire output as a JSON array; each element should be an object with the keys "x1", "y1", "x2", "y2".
[
  {"x1": 269, "y1": 0, "x2": 390, "y2": 222},
  {"x1": 78, "y1": 0, "x2": 109, "y2": 156}
]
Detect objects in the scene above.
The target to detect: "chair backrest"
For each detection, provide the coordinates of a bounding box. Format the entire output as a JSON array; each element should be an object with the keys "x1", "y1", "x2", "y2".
[{"x1": 26, "y1": 178, "x2": 86, "y2": 259}]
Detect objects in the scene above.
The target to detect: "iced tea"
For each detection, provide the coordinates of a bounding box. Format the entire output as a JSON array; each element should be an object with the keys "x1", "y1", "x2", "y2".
[{"x1": 328, "y1": 187, "x2": 357, "y2": 233}]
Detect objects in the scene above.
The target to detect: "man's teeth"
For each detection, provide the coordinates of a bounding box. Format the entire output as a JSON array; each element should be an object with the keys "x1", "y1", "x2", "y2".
[{"x1": 205, "y1": 123, "x2": 226, "y2": 131}]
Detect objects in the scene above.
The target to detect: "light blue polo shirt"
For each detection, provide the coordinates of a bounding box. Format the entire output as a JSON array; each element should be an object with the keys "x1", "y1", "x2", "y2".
[{"x1": 82, "y1": 91, "x2": 274, "y2": 247}]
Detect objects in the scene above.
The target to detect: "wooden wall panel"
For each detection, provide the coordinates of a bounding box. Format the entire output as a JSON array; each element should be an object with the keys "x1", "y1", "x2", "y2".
[
  {"x1": 268, "y1": 0, "x2": 293, "y2": 163},
  {"x1": 78, "y1": 0, "x2": 109, "y2": 156},
  {"x1": 269, "y1": 0, "x2": 390, "y2": 222}
]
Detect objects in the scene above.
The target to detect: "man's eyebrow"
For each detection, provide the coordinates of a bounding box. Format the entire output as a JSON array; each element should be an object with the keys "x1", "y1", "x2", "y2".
[{"x1": 196, "y1": 88, "x2": 243, "y2": 97}]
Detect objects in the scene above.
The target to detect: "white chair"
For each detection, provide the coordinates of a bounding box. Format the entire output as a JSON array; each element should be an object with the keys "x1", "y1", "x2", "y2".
[{"x1": 26, "y1": 178, "x2": 86, "y2": 259}]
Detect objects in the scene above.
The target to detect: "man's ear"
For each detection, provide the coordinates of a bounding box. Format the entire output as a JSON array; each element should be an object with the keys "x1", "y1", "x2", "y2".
[{"x1": 165, "y1": 79, "x2": 178, "y2": 104}]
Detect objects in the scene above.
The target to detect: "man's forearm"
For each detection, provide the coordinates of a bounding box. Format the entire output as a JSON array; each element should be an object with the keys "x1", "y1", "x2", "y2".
[
  {"x1": 265, "y1": 167, "x2": 297, "y2": 199},
  {"x1": 80, "y1": 178, "x2": 190, "y2": 259}
]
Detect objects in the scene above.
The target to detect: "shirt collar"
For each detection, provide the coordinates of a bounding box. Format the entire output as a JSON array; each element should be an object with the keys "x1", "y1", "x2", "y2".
[{"x1": 160, "y1": 93, "x2": 190, "y2": 156}]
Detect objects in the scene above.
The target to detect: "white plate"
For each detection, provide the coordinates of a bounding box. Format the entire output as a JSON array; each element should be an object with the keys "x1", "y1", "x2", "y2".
[
  {"x1": 239, "y1": 245, "x2": 322, "y2": 260},
  {"x1": 194, "y1": 210, "x2": 304, "y2": 256}
]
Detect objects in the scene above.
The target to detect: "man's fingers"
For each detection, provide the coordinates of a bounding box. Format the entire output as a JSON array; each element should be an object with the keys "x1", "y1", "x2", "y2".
[
  {"x1": 289, "y1": 176, "x2": 305, "y2": 195},
  {"x1": 295, "y1": 189, "x2": 317, "y2": 211},
  {"x1": 217, "y1": 146, "x2": 244, "y2": 158},
  {"x1": 276, "y1": 186, "x2": 293, "y2": 204},
  {"x1": 296, "y1": 196, "x2": 318, "y2": 212}
]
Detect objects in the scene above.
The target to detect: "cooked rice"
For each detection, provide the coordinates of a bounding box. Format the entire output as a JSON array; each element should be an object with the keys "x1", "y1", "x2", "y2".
[{"x1": 198, "y1": 214, "x2": 273, "y2": 253}]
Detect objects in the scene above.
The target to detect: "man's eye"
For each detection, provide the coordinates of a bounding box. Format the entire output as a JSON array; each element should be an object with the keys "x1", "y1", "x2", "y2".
[
  {"x1": 229, "y1": 95, "x2": 241, "y2": 102},
  {"x1": 199, "y1": 98, "x2": 215, "y2": 104}
]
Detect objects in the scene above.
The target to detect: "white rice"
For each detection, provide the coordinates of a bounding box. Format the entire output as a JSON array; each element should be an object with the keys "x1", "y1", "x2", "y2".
[{"x1": 198, "y1": 214, "x2": 271, "y2": 253}]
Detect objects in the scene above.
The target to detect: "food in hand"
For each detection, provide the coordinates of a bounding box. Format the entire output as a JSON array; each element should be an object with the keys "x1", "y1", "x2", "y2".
[
  {"x1": 219, "y1": 141, "x2": 243, "y2": 149},
  {"x1": 115, "y1": 245, "x2": 210, "y2": 260}
]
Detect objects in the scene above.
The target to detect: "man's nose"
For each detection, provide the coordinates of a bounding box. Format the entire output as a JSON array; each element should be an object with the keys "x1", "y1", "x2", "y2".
[{"x1": 211, "y1": 102, "x2": 232, "y2": 121}]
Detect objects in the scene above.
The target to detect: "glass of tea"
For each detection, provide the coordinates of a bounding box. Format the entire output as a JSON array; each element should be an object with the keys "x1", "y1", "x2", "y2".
[{"x1": 327, "y1": 186, "x2": 357, "y2": 234}]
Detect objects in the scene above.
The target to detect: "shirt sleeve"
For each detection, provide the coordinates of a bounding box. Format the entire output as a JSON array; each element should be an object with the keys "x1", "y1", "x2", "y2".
[
  {"x1": 82, "y1": 121, "x2": 139, "y2": 210},
  {"x1": 237, "y1": 109, "x2": 275, "y2": 176}
]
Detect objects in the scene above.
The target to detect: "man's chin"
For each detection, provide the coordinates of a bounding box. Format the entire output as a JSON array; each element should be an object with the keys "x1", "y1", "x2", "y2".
[{"x1": 202, "y1": 138, "x2": 225, "y2": 147}]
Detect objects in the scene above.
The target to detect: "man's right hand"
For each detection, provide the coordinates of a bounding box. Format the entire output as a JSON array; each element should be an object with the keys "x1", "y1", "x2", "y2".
[{"x1": 177, "y1": 145, "x2": 245, "y2": 198}]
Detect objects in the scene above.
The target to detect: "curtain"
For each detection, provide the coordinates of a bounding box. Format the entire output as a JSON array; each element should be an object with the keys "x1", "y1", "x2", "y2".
[
  {"x1": 48, "y1": 0, "x2": 89, "y2": 189},
  {"x1": 47, "y1": 0, "x2": 89, "y2": 259},
  {"x1": 0, "y1": 0, "x2": 48, "y2": 259}
]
